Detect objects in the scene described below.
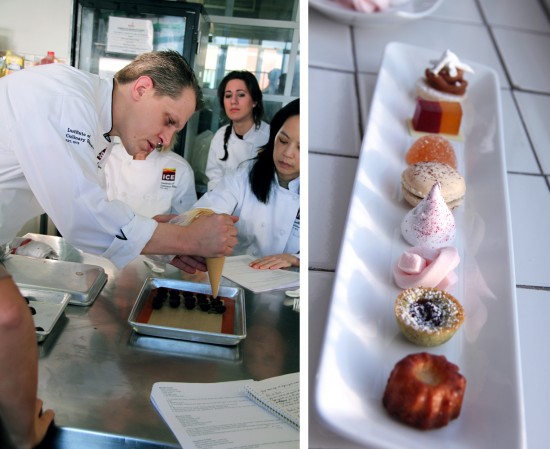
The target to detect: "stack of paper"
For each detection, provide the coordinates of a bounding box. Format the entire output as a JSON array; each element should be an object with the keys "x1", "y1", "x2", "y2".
[
  {"x1": 221, "y1": 255, "x2": 299, "y2": 293},
  {"x1": 151, "y1": 374, "x2": 300, "y2": 449}
]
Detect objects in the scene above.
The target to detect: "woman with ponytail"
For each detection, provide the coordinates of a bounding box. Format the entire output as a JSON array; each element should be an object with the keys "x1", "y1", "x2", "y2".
[{"x1": 205, "y1": 71, "x2": 269, "y2": 191}]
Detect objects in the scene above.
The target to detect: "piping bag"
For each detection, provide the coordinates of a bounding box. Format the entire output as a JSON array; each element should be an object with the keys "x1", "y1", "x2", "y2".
[{"x1": 172, "y1": 208, "x2": 225, "y2": 298}]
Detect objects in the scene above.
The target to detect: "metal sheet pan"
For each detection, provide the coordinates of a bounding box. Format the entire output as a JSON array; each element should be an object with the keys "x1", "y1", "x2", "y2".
[
  {"x1": 19, "y1": 233, "x2": 84, "y2": 262},
  {"x1": 5, "y1": 254, "x2": 108, "y2": 306},
  {"x1": 19, "y1": 287, "x2": 71, "y2": 343},
  {"x1": 128, "y1": 332, "x2": 242, "y2": 362},
  {"x1": 128, "y1": 278, "x2": 246, "y2": 346}
]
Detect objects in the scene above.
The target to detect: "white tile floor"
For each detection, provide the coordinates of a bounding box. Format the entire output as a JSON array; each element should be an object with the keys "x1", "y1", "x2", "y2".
[{"x1": 308, "y1": 0, "x2": 550, "y2": 447}]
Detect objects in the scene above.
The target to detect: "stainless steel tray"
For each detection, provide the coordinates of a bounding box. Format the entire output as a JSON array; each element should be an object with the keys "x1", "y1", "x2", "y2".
[
  {"x1": 4, "y1": 254, "x2": 107, "y2": 306},
  {"x1": 19, "y1": 287, "x2": 71, "y2": 342},
  {"x1": 128, "y1": 332, "x2": 242, "y2": 362},
  {"x1": 128, "y1": 278, "x2": 246, "y2": 346},
  {"x1": 18, "y1": 233, "x2": 84, "y2": 262}
]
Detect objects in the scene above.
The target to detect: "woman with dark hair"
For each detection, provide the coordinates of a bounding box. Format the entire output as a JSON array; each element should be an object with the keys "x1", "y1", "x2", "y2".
[
  {"x1": 205, "y1": 71, "x2": 270, "y2": 191},
  {"x1": 193, "y1": 98, "x2": 300, "y2": 269}
]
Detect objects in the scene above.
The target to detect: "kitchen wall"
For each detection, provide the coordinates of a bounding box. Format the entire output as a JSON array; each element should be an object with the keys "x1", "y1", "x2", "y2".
[{"x1": 0, "y1": 0, "x2": 73, "y2": 61}]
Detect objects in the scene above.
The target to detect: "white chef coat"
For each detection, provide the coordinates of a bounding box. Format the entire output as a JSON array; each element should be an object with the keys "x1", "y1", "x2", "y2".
[
  {"x1": 193, "y1": 164, "x2": 300, "y2": 258},
  {"x1": 104, "y1": 143, "x2": 197, "y2": 217},
  {"x1": 0, "y1": 63, "x2": 157, "y2": 268},
  {"x1": 205, "y1": 121, "x2": 269, "y2": 191}
]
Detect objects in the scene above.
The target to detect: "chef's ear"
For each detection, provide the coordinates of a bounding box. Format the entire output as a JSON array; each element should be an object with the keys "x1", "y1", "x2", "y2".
[{"x1": 132, "y1": 76, "x2": 154, "y2": 99}]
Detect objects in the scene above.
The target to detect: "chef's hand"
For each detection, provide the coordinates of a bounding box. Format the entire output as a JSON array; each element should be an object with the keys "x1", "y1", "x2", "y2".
[
  {"x1": 249, "y1": 254, "x2": 300, "y2": 270},
  {"x1": 186, "y1": 214, "x2": 239, "y2": 258},
  {"x1": 33, "y1": 398, "x2": 55, "y2": 447},
  {"x1": 170, "y1": 255, "x2": 207, "y2": 274}
]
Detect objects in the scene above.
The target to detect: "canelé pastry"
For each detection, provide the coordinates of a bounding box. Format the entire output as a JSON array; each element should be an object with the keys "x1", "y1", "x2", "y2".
[
  {"x1": 382, "y1": 352, "x2": 467, "y2": 429},
  {"x1": 394, "y1": 287, "x2": 464, "y2": 346},
  {"x1": 393, "y1": 246, "x2": 460, "y2": 290},
  {"x1": 401, "y1": 182, "x2": 456, "y2": 249},
  {"x1": 411, "y1": 98, "x2": 463, "y2": 136},
  {"x1": 401, "y1": 161, "x2": 465, "y2": 209},
  {"x1": 415, "y1": 49, "x2": 474, "y2": 103},
  {"x1": 406, "y1": 135, "x2": 457, "y2": 169}
]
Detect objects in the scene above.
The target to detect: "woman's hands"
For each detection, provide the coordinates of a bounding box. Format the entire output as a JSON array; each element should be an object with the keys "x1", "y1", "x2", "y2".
[{"x1": 249, "y1": 254, "x2": 300, "y2": 270}]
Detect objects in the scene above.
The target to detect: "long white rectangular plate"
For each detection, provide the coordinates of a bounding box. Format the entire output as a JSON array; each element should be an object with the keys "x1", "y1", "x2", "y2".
[{"x1": 316, "y1": 42, "x2": 526, "y2": 448}]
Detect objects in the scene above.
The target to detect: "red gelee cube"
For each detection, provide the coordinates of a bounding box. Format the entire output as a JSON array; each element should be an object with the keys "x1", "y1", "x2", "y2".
[{"x1": 412, "y1": 98, "x2": 462, "y2": 135}]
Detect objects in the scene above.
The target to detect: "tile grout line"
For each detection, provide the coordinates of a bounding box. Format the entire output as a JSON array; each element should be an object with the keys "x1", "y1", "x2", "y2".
[
  {"x1": 309, "y1": 267, "x2": 336, "y2": 273},
  {"x1": 488, "y1": 23, "x2": 550, "y2": 36},
  {"x1": 507, "y1": 171, "x2": 548, "y2": 177},
  {"x1": 474, "y1": 0, "x2": 550, "y2": 187},
  {"x1": 474, "y1": 0, "x2": 515, "y2": 90},
  {"x1": 309, "y1": 149, "x2": 359, "y2": 158},
  {"x1": 536, "y1": 0, "x2": 550, "y2": 23},
  {"x1": 349, "y1": 25, "x2": 365, "y2": 141},
  {"x1": 517, "y1": 284, "x2": 550, "y2": 291},
  {"x1": 308, "y1": 64, "x2": 357, "y2": 75},
  {"x1": 508, "y1": 90, "x2": 550, "y2": 186}
]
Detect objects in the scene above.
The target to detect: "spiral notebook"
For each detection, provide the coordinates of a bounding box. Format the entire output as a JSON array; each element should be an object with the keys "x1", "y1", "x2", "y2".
[
  {"x1": 151, "y1": 375, "x2": 300, "y2": 449},
  {"x1": 244, "y1": 372, "x2": 300, "y2": 430}
]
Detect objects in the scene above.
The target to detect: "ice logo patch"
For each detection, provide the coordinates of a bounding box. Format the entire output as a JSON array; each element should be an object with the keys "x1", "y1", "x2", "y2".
[
  {"x1": 160, "y1": 168, "x2": 176, "y2": 190},
  {"x1": 162, "y1": 168, "x2": 176, "y2": 182}
]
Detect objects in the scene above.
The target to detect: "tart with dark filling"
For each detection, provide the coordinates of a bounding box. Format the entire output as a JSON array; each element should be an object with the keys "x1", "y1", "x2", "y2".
[{"x1": 394, "y1": 287, "x2": 464, "y2": 346}]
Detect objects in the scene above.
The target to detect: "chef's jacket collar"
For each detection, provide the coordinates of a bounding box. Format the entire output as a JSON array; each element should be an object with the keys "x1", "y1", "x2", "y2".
[{"x1": 275, "y1": 172, "x2": 300, "y2": 194}]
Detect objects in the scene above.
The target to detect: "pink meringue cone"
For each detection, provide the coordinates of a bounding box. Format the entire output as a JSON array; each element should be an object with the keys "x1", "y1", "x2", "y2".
[{"x1": 401, "y1": 182, "x2": 456, "y2": 249}]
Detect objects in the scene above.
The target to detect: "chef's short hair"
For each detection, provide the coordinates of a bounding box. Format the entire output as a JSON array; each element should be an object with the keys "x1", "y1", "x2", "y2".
[{"x1": 115, "y1": 50, "x2": 203, "y2": 111}]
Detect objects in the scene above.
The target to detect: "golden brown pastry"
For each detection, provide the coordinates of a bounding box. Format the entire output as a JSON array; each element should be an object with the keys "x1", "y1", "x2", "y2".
[{"x1": 383, "y1": 352, "x2": 466, "y2": 430}]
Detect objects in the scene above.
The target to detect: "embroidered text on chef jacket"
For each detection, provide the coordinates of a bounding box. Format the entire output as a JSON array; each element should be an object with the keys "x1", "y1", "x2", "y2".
[{"x1": 0, "y1": 64, "x2": 157, "y2": 267}]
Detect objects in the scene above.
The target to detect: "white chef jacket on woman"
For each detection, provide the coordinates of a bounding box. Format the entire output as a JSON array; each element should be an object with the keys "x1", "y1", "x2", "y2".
[
  {"x1": 104, "y1": 142, "x2": 197, "y2": 217},
  {"x1": 193, "y1": 163, "x2": 299, "y2": 258},
  {"x1": 205, "y1": 121, "x2": 269, "y2": 191},
  {"x1": 0, "y1": 63, "x2": 157, "y2": 268}
]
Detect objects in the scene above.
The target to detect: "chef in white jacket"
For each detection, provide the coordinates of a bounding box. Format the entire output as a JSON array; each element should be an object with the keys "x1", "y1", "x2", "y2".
[
  {"x1": 205, "y1": 71, "x2": 269, "y2": 191},
  {"x1": 193, "y1": 98, "x2": 300, "y2": 270},
  {"x1": 0, "y1": 50, "x2": 237, "y2": 272},
  {"x1": 104, "y1": 140, "x2": 197, "y2": 217}
]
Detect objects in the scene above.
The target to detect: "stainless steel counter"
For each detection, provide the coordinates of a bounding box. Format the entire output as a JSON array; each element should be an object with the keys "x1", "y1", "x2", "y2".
[{"x1": 35, "y1": 254, "x2": 300, "y2": 448}]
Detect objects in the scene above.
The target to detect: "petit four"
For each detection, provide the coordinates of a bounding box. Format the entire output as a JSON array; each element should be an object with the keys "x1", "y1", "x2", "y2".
[
  {"x1": 415, "y1": 49, "x2": 474, "y2": 103},
  {"x1": 401, "y1": 182, "x2": 456, "y2": 249},
  {"x1": 411, "y1": 98, "x2": 463, "y2": 136},
  {"x1": 401, "y1": 161, "x2": 465, "y2": 209},
  {"x1": 393, "y1": 246, "x2": 460, "y2": 289},
  {"x1": 383, "y1": 352, "x2": 467, "y2": 429},
  {"x1": 405, "y1": 135, "x2": 457, "y2": 169},
  {"x1": 394, "y1": 286, "x2": 465, "y2": 347}
]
